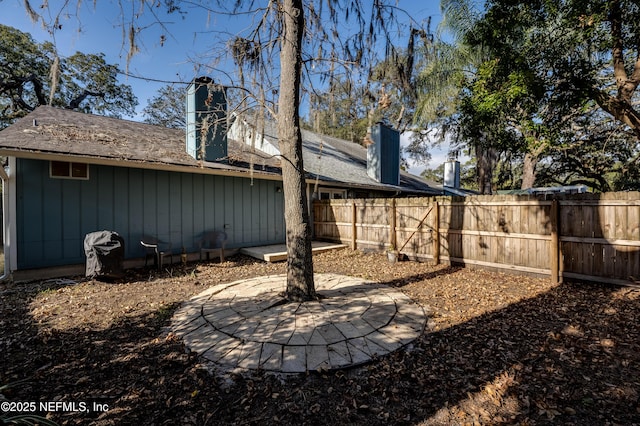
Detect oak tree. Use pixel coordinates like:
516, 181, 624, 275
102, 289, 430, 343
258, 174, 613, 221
0, 24, 137, 128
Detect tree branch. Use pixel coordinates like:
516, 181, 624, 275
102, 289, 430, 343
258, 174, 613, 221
591, 87, 640, 137
609, 0, 639, 102
67, 89, 106, 110
0, 74, 47, 110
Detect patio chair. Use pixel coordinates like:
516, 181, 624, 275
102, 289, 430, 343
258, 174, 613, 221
198, 230, 227, 263
140, 235, 173, 270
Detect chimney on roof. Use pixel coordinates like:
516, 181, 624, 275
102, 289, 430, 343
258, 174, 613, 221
366, 122, 400, 186
186, 77, 227, 162
443, 160, 461, 188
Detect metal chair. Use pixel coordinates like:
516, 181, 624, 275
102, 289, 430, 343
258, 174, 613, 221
198, 231, 227, 263
140, 235, 172, 269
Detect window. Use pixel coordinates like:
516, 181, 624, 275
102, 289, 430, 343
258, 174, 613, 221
319, 188, 347, 200
50, 161, 89, 179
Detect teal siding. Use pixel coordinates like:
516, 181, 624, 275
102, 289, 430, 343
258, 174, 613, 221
16, 158, 285, 269
127, 168, 144, 249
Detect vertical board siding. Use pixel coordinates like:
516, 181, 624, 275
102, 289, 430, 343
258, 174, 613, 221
223, 178, 236, 244
97, 166, 114, 230
127, 168, 144, 254
180, 173, 195, 249
61, 179, 82, 260
243, 182, 253, 243
168, 171, 182, 246
18, 160, 44, 264
313, 192, 640, 286
192, 174, 204, 237
16, 159, 285, 269
113, 170, 130, 247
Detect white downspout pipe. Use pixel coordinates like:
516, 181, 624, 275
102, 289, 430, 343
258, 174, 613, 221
0, 157, 15, 281
306, 182, 314, 239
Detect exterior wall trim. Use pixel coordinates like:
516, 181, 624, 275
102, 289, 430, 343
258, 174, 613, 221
0, 149, 283, 182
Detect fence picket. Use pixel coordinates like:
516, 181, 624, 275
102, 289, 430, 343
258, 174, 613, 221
313, 192, 640, 286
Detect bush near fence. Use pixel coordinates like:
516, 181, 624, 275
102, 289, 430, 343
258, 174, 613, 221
312, 192, 640, 286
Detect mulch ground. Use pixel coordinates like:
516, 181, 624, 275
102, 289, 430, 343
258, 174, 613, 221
1, 250, 639, 425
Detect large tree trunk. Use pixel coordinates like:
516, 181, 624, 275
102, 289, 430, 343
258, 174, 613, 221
521, 151, 540, 190
592, 0, 640, 137
476, 144, 496, 194
278, 0, 316, 301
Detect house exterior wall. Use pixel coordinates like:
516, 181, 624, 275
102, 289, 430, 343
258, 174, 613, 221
16, 158, 285, 269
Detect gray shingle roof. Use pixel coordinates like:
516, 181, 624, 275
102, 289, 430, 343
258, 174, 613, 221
0, 106, 281, 176
247, 119, 441, 195
0, 106, 440, 194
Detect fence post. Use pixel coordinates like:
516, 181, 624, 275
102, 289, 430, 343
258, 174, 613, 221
433, 200, 440, 265
550, 199, 560, 283
351, 201, 357, 250
390, 199, 397, 250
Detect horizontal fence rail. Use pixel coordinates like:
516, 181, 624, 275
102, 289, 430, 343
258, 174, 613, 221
312, 192, 640, 287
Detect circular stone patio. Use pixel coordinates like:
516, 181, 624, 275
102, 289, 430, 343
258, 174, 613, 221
168, 273, 427, 373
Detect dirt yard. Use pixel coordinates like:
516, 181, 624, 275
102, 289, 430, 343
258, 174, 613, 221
1, 250, 639, 425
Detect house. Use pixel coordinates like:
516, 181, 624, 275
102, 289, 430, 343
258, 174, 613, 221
228, 114, 441, 201
0, 78, 440, 279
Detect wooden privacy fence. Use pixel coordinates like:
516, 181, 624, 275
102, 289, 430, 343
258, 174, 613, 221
312, 192, 640, 286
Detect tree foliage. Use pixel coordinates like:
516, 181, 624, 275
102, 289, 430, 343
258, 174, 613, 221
304, 78, 370, 143
472, 0, 640, 191
0, 25, 137, 128
536, 106, 640, 191
416, 0, 640, 193
142, 84, 186, 129
303, 28, 435, 171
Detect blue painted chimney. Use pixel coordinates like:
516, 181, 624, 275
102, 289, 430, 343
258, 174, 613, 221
366, 122, 400, 186
186, 77, 227, 162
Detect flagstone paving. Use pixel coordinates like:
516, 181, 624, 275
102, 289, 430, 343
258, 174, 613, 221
168, 273, 427, 373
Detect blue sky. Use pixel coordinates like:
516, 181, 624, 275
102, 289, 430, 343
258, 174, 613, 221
1, 0, 452, 174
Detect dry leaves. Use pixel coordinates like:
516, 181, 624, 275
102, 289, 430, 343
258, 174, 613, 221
1, 250, 639, 425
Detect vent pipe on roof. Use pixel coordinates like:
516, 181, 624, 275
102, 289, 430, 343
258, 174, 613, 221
186, 77, 227, 162
366, 122, 400, 186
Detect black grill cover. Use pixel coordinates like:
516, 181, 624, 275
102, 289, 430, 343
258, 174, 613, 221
84, 231, 125, 279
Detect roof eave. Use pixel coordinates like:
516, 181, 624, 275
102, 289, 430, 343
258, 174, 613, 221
0, 149, 284, 181
305, 177, 441, 195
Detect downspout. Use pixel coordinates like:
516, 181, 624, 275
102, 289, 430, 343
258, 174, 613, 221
0, 158, 11, 281
306, 182, 315, 239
